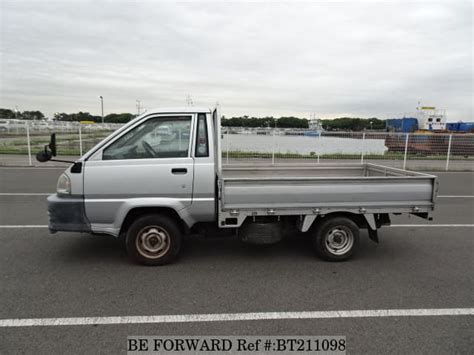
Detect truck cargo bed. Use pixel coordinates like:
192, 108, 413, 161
219, 164, 437, 224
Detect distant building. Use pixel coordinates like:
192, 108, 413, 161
390, 105, 447, 131
416, 106, 446, 130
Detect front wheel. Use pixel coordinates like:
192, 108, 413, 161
312, 217, 359, 261
126, 214, 182, 265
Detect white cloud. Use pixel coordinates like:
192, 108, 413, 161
1, 0, 472, 120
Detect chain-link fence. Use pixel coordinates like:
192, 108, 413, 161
0, 123, 121, 166
222, 130, 474, 171
1, 124, 473, 170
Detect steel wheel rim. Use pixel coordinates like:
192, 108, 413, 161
325, 226, 354, 255
136, 225, 171, 259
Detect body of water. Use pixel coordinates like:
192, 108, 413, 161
222, 134, 388, 155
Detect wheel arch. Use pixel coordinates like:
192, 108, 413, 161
312, 212, 368, 231
119, 207, 188, 238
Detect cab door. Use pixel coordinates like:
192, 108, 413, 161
83, 114, 195, 232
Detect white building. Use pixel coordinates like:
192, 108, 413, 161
416, 106, 447, 131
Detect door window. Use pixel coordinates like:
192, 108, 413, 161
103, 116, 192, 160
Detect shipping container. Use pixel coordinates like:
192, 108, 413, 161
446, 122, 474, 133
387, 117, 418, 133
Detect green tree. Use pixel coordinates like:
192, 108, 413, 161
21, 110, 45, 120
104, 113, 134, 123
277, 116, 308, 128
221, 115, 308, 128
321, 117, 386, 131
0, 108, 17, 119
54, 112, 73, 121
71, 112, 94, 122
54, 112, 96, 122
367, 117, 385, 130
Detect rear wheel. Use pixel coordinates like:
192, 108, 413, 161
126, 214, 182, 265
312, 216, 359, 261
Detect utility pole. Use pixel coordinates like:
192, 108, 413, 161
99, 96, 104, 123
186, 94, 193, 106
136, 99, 141, 115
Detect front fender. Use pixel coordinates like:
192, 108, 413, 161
115, 198, 192, 232
88, 198, 191, 236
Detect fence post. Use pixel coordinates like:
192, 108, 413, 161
271, 128, 275, 165
79, 125, 83, 156
26, 124, 32, 166
317, 131, 321, 164
226, 130, 229, 164
360, 132, 365, 164
403, 133, 409, 170
445, 134, 452, 171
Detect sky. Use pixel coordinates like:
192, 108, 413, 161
1, 0, 472, 120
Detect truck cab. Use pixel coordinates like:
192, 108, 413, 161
47, 107, 218, 264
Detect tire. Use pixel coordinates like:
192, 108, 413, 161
125, 214, 182, 266
312, 216, 359, 261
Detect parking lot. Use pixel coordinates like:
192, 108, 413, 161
0, 167, 473, 354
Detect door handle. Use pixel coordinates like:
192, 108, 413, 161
171, 168, 187, 174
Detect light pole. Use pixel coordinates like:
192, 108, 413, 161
136, 99, 141, 116
98, 96, 104, 123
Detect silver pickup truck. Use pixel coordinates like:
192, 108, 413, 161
38, 107, 438, 265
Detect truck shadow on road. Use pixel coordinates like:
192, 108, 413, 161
55, 230, 407, 266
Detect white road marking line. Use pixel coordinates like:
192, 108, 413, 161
438, 195, 474, 198
0, 225, 48, 228
0, 193, 51, 196
0, 224, 473, 229
1, 308, 472, 327
0, 193, 472, 197
390, 224, 474, 227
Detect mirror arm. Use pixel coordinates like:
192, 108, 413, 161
50, 158, 77, 163
41, 144, 74, 163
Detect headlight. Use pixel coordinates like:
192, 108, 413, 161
57, 173, 71, 194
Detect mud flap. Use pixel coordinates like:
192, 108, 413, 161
364, 214, 380, 243
368, 228, 379, 243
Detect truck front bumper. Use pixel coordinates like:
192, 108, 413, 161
47, 194, 91, 233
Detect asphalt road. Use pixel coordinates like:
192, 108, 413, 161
0, 168, 473, 354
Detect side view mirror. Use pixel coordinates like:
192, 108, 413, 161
36, 133, 75, 164
49, 133, 57, 156
36, 133, 60, 163
36, 133, 74, 163
36, 150, 52, 162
